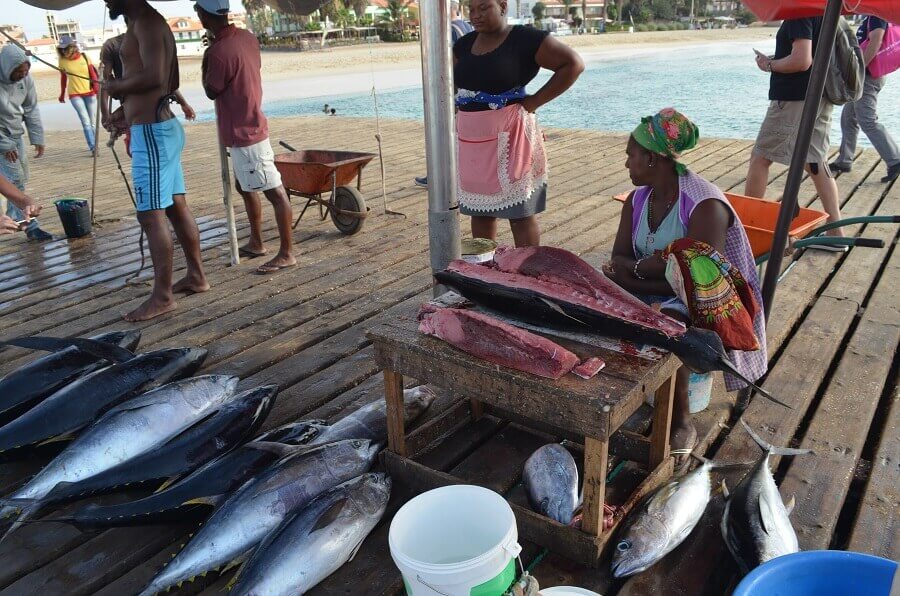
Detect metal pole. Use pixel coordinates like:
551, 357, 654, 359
215, 105, 240, 267
759, 0, 842, 323
419, 0, 461, 297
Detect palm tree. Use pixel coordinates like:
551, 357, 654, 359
532, 1, 546, 24
381, 0, 414, 38
561, 0, 574, 23
582, 0, 588, 32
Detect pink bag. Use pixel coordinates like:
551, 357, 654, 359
862, 21, 900, 78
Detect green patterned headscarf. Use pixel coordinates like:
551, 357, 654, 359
631, 108, 699, 176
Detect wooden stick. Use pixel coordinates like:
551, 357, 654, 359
582, 436, 609, 536
214, 104, 240, 266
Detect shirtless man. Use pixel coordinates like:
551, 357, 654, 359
104, 0, 209, 321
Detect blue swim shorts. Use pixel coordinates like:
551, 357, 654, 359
130, 118, 186, 212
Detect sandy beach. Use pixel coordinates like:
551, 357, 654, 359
31, 27, 776, 103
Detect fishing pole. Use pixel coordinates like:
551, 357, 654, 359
0, 28, 103, 87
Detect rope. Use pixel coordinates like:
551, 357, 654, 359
0, 28, 103, 86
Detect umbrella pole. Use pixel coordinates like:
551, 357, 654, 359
215, 105, 240, 267
759, 0, 843, 322
420, 0, 461, 297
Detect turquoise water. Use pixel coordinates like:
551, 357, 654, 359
200, 42, 899, 147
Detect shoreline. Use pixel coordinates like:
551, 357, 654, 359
35, 28, 777, 133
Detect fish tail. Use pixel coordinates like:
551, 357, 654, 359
0, 500, 41, 546
740, 420, 812, 457
717, 358, 793, 409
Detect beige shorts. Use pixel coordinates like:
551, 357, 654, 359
231, 139, 283, 193
753, 100, 833, 174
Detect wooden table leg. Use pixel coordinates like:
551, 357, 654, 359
582, 436, 609, 536
650, 372, 676, 469
384, 369, 407, 456
470, 398, 484, 421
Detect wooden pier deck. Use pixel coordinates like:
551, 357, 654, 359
0, 116, 896, 595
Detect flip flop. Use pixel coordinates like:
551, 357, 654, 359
256, 262, 297, 275
239, 247, 267, 259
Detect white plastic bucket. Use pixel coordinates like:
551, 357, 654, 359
687, 371, 713, 413
389, 485, 522, 596
461, 238, 497, 264
541, 588, 603, 596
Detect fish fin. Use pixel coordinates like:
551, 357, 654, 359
740, 420, 813, 457
0, 336, 135, 363
180, 496, 221, 507
154, 476, 180, 493
720, 480, 730, 499
717, 359, 793, 409
36, 433, 74, 447
784, 495, 796, 516
757, 487, 783, 536
243, 440, 304, 458
0, 500, 43, 546
537, 297, 587, 325
312, 498, 350, 532
646, 482, 679, 515
348, 536, 366, 562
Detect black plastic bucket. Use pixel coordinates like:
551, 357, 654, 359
54, 199, 92, 239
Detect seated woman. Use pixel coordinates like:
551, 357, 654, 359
603, 109, 767, 465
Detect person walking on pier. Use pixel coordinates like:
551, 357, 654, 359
196, 0, 296, 274
104, 0, 210, 321
830, 15, 900, 184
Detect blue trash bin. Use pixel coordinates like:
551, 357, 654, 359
733, 550, 897, 596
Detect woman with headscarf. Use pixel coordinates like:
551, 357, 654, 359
0, 44, 51, 241
603, 109, 767, 466
57, 37, 98, 153
455, 0, 583, 247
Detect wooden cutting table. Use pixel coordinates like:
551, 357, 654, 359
366, 300, 681, 566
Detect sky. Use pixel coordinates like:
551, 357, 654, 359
13, 1, 249, 38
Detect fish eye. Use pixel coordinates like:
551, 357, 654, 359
352, 440, 362, 447
617, 540, 631, 552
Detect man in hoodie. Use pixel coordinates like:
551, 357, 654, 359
0, 45, 52, 242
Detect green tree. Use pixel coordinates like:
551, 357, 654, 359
345, 0, 369, 22
651, 0, 676, 20
733, 7, 758, 24
379, 0, 414, 38
532, 1, 546, 23
561, 0, 574, 22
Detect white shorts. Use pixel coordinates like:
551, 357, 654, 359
230, 139, 283, 193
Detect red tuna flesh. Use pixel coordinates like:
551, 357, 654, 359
572, 357, 606, 379
418, 307, 580, 380
490, 246, 685, 337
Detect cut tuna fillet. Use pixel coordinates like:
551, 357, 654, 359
492, 246, 685, 337
572, 357, 606, 379
418, 307, 580, 380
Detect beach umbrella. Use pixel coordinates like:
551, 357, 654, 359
742, 0, 899, 24
743, 0, 894, 322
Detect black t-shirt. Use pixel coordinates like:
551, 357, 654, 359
769, 17, 823, 101
453, 25, 549, 111
857, 15, 888, 45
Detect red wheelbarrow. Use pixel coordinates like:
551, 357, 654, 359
274, 142, 376, 235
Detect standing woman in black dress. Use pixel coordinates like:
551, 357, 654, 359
455, 0, 583, 247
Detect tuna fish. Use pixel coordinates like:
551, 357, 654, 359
523, 444, 581, 525
612, 458, 737, 578
138, 439, 381, 596
0, 330, 142, 422
0, 375, 239, 539
435, 259, 790, 408
230, 473, 391, 596
50, 441, 312, 530
0, 347, 208, 457
38, 384, 277, 508
721, 420, 811, 574
306, 385, 436, 446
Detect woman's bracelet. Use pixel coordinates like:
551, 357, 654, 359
633, 258, 646, 280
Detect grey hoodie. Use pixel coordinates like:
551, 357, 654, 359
0, 45, 44, 153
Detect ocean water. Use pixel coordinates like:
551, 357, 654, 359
200, 40, 899, 148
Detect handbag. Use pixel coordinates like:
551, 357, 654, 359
83, 54, 100, 95
861, 21, 900, 78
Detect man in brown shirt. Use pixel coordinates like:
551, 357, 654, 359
197, 0, 296, 274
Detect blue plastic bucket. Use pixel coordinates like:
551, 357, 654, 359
733, 550, 898, 596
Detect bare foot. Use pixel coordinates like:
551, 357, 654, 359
124, 296, 177, 322
172, 274, 210, 294
671, 422, 698, 472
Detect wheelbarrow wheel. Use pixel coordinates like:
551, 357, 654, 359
331, 185, 367, 235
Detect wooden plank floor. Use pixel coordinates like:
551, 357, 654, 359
0, 117, 896, 595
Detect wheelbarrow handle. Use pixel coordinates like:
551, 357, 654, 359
279, 141, 298, 152
792, 236, 884, 249
849, 237, 885, 249
807, 215, 900, 236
